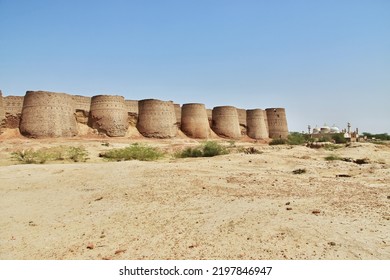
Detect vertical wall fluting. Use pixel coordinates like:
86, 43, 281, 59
246, 109, 269, 139
20, 91, 77, 137
89, 95, 128, 137
137, 99, 177, 138
211, 106, 241, 139
181, 103, 210, 139
265, 108, 289, 139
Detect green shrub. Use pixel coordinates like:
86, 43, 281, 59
178, 147, 203, 158
269, 138, 287, 145
331, 133, 347, 144
318, 135, 333, 142
240, 147, 263, 154
176, 141, 229, 158
100, 143, 164, 161
287, 132, 306, 145
203, 141, 228, 157
323, 144, 342, 151
11, 149, 49, 164
12, 146, 88, 164
324, 155, 342, 161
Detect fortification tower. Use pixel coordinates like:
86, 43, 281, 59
236, 108, 247, 135
20, 91, 77, 137
211, 106, 241, 139
181, 103, 210, 139
137, 99, 177, 138
246, 109, 269, 139
89, 95, 128, 137
265, 108, 288, 139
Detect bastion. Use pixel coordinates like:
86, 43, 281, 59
181, 103, 210, 139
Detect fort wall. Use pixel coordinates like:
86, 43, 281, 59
211, 106, 241, 139
181, 103, 210, 139
137, 99, 177, 138
20, 91, 78, 137
237, 108, 247, 135
266, 108, 289, 139
0, 91, 5, 127
174, 103, 181, 126
246, 109, 269, 139
89, 95, 128, 137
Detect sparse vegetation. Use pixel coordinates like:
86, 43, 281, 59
269, 138, 288, 145
363, 132, 390, 141
324, 155, 342, 161
100, 143, 164, 161
287, 132, 307, 145
241, 147, 263, 154
176, 141, 229, 158
323, 144, 342, 151
331, 133, 347, 144
293, 168, 306, 174
12, 146, 89, 164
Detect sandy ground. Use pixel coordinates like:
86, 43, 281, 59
0, 130, 389, 260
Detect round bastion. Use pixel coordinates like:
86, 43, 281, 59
211, 106, 241, 139
89, 95, 128, 137
20, 91, 78, 138
265, 108, 289, 139
246, 109, 269, 139
181, 103, 210, 139
137, 99, 178, 138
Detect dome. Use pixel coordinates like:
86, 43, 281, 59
320, 124, 330, 134
312, 126, 320, 134
330, 125, 340, 133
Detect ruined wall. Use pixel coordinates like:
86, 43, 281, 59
246, 109, 269, 139
236, 108, 247, 135
125, 100, 138, 114
174, 103, 181, 126
3, 95, 24, 115
89, 95, 128, 137
125, 100, 139, 127
266, 108, 289, 139
181, 103, 210, 139
20, 91, 78, 137
72, 95, 91, 112
71, 95, 91, 124
211, 106, 241, 139
137, 99, 177, 138
206, 109, 212, 126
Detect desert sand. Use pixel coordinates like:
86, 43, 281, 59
0, 130, 389, 260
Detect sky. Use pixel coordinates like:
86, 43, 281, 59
0, 0, 389, 133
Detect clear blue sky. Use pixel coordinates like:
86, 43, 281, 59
1, 0, 389, 133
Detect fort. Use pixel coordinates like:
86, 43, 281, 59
0, 90, 289, 139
